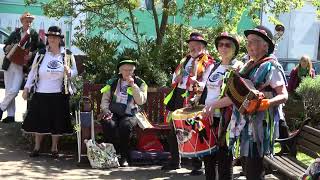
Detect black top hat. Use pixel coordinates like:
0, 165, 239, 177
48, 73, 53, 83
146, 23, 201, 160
45, 26, 64, 38
244, 25, 274, 54
185, 32, 207, 46
215, 32, 240, 56
117, 59, 138, 69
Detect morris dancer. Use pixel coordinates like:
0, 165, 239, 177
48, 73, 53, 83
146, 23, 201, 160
1, 12, 43, 123
163, 32, 214, 175
22, 26, 78, 158
204, 26, 288, 180
201, 32, 243, 180
100, 59, 148, 167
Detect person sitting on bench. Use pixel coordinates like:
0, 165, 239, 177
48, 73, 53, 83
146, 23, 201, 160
100, 59, 148, 167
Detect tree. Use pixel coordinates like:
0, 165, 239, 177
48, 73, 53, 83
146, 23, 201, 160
25, 0, 319, 50
24, 0, 320, 86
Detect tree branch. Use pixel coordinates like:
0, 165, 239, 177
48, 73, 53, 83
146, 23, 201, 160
157, 0, 170, 45
151, 0, 160, 44
127, 3, 141, 54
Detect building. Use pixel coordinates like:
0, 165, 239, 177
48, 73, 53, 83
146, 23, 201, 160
262, 1, 320, 60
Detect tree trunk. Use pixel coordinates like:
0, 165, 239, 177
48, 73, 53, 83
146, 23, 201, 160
151, 0, 170, 46
157, 0, 170, 46
128, 3, 141, 54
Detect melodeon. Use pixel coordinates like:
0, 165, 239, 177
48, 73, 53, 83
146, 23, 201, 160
6, 44, 29, 66
225, 70, 260, 114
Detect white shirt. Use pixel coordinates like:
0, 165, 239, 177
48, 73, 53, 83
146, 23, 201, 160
172, 57, 214, 91
115, 80, 129, 104
205, 64, 228, 106
25, 47, 78, 93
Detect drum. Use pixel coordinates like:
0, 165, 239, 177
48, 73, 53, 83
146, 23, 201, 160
6, 44, 29, 66
172, 105, 218, 158
225, 70, 260, 114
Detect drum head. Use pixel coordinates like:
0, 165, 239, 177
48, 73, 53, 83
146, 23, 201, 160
172, 105, 204, 120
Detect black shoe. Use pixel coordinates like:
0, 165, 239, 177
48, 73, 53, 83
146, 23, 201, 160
190, 169, 203, 176
2, 116, 15, 123
29, 150, 40, 157
51, 151, 59, 158
0, 109, 3, 120
161, 163, 181, 170
119, 158, 128, 167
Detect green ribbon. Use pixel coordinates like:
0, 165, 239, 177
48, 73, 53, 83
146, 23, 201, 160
181, 91, 189, 98
100, 84, 111, 93
164, 88, 175, 105
127, 87, 133, 95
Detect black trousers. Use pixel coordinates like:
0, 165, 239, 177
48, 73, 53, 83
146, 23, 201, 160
101, 115, 137, 160
166, 87, 202, 169
167, 120, 202, 169
279, 119, 290, 151
203, 146, 233, 180
241, 143, 265, 180
242, 156, 265, 180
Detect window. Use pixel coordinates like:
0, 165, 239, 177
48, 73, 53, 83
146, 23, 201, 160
286, 62, 297, 73
0, 30, 9, 44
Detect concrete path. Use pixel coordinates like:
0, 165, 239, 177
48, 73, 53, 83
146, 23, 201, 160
0, 89, 279, 179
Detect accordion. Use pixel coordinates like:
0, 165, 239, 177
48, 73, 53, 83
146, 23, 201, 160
6, 44, 29, 66
225, 70, 260, 114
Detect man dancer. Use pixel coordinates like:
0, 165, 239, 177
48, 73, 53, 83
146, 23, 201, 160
1, 12, 43, 123
163, 32, 214, 175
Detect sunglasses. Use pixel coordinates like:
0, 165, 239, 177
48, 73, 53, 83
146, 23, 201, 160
218, 42, 232, 48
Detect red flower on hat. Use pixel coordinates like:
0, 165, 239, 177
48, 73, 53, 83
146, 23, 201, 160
221, 32, 229, 36
191, 36, 204, 41
254, 28, 267, 35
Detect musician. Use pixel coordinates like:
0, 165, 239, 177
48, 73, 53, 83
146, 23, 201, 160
100, 59, 148, 167
21, 26, 78, 158
162, 32, 214, 175
201, 32, 243, 180
0, 12, 43, 123
203, 26, 288, 180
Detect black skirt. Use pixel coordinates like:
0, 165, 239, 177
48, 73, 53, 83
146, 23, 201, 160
22, 93, 73, 135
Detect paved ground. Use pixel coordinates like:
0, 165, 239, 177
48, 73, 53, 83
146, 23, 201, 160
0, 89, 280, 179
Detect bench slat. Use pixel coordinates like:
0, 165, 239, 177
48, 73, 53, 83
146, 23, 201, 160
297, 145, 320, 160
297, 137, 320, 155
299, 131, 320, 147
264, 156, 302, 179
302, 126, 320, 138
283, 156, 308, 171
274, 156, 305, 176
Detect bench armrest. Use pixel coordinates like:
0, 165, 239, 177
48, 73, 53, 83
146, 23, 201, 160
275, 118, 311, 143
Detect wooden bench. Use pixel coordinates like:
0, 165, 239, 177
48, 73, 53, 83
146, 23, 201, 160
80, 83, 171, 150
264, 119, 320, 179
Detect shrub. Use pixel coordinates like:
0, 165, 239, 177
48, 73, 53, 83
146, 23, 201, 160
296, 76, 320, 127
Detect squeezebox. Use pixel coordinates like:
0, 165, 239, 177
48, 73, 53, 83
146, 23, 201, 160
6, 44, 29, 66
5, 31, 31, 66
225, 70, 260, 114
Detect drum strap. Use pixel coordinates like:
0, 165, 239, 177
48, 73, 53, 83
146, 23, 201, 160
164, 55, 191, 105
198, 62, 221, 104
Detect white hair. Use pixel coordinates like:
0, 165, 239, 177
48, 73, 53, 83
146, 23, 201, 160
119, 64, 136, 71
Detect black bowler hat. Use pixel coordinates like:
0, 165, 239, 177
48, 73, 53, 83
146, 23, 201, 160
244, 25, 274, 54
45, 26, 64, 38
186, 32, 207, 46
